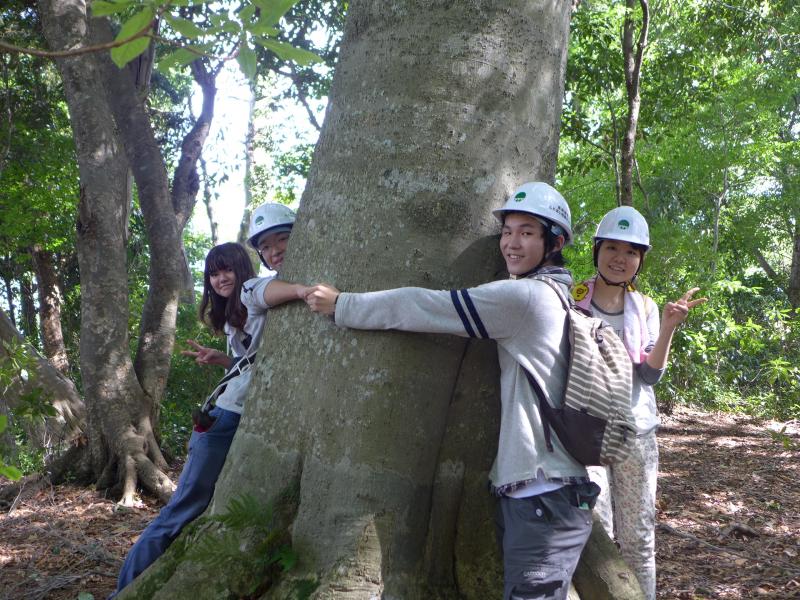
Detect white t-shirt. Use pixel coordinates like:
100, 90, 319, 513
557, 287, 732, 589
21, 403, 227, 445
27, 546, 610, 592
214, 276, 275, 414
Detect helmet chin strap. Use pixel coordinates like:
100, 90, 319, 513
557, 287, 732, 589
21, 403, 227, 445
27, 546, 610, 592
597, 270, 628, 287
597, 270, 639, 292
516, 250, 555, 279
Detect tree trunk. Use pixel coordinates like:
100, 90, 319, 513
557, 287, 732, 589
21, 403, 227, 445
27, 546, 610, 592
37, 0, 216, 503
620, 0, 649, 207
0, 307, 85, 455
38, 0, 174, 505
30, 245, 70, 375
789, 220, 800, 309
19, 271, 37, 342
239, 85, 262, 269
125, 1, 582, 597
200, 157, 219, 246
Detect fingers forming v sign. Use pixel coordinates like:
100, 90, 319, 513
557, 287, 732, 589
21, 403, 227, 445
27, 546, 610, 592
681, 287, 708, 310
663, 287, 708, 330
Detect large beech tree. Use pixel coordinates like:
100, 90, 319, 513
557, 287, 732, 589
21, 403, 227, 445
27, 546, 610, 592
122, 2, 642, 598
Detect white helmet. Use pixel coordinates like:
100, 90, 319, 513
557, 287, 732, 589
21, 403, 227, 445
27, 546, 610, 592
492, 182, 573, 244
593, 206, 650, 250
247, 202, 296, 249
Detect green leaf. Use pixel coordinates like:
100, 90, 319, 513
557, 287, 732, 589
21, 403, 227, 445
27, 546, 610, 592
91, 1, 134, 17
237, 43, 257, 80
158, 47, 201, 70
251, 0, 299, 28
239, 4, 257, 23
110, 37, 151, 68
253, 38, 321, 66
0, 465, 22, 481
221, 21, 240, 34
115, 6, 155, 43
165, 15, 205, 39
247, 22, 278, 37
110, 7, 154, 67
0, 414, 6, 433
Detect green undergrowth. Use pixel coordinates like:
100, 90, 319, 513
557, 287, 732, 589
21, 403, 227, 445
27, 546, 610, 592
121, 485, 301, 599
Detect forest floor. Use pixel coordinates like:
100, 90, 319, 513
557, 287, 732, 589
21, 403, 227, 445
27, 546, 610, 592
0, 405, 798, 600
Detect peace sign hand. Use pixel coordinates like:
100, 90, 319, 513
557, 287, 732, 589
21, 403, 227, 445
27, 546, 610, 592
181, 339, 232, 368
662, 287, 707, 331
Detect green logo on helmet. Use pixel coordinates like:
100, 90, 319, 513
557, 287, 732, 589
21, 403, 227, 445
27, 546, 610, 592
617, 219, 630, 230
514, 192, 526, 202
255, 216, 264, 225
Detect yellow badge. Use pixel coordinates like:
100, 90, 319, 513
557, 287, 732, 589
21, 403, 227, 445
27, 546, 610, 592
572, 283, 589, 301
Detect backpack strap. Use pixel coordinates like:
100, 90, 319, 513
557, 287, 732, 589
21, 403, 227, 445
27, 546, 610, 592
523, 275, 573, 454
530, 275, 571, 311
200, 351, 257, 413
522, 368, 556, 453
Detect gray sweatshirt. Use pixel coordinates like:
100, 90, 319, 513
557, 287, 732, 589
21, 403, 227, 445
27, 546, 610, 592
334, 271, 589, 492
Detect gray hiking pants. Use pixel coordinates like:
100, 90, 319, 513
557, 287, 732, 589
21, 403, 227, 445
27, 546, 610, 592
495, 482, 600, 600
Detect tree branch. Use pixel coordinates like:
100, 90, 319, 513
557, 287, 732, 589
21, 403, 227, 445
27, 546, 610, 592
0, 24, 155, 59
752, 247, 780, 283
277, 66, 322, 132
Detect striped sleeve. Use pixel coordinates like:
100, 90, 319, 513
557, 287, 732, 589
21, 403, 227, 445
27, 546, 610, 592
334, 280, 529, 340
450, 289, 490, 338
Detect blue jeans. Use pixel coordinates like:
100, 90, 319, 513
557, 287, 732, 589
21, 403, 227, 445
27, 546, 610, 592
111, 407, 240, 597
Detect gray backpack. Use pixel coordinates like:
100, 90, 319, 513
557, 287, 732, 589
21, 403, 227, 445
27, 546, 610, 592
524, 276, 636, 466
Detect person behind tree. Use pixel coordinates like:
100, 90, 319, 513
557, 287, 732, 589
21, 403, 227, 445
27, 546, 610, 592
304, 182, 601, 600
111, 203, 309, 597
572, 206, 706, 600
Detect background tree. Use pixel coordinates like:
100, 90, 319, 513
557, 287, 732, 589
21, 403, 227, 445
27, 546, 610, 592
561, 0, 800, 418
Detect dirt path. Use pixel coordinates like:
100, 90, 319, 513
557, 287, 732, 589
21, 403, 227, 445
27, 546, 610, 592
655, 407, 799, 598
1, 405, 798, 599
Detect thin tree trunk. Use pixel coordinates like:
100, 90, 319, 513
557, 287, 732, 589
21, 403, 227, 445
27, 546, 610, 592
1, 257, 16, 326
620, 0, 649, 207
19, 272, 37, 341
789, 221, 800, 309
711, 166, 728, 277
238, 84, 258, 248
608, 97, 622, 205
753, 247, 781, 283
30, 246, 70, 375
199, 157, 219, 246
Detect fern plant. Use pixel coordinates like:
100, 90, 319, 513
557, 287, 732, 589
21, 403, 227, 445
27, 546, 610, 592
185, 493, 298, 598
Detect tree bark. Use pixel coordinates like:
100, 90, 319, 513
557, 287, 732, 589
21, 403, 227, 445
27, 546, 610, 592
19, 271, 37, 342
789, 221, 800, 309
1, 255, 17, 327
620, 0, 649, 207
200, 157, 219, 246
30, 245, 70, 375
125, 1, 581, 597
91, 19, 186, 420
0, 307, 85, 455
573, 518, 646, 599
